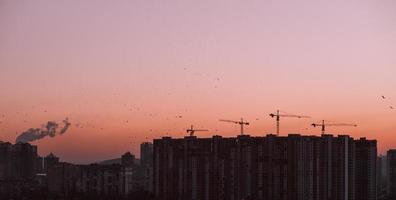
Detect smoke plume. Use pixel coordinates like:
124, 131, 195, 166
15, 118, 71, 143
60, 118, 71, 134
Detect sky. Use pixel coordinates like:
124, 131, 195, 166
0, 0, 395, 164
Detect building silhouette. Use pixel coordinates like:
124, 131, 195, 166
387, 149, 396, 199
355, 138, 377, 200
376, 155, 387, 199
140, 142, 153, 191
47, 162, 80, 197
0, 141, 39, 180
45, 150, 153, 198
141, 142, 153, 167
0, 141, 42, 198
153, 134, 377, 200
43, 152, 60, 173
121, 152, 136, 167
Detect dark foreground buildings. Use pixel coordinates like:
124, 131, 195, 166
0, 141, 44, 198
387, 149, 396, 199
0, 141, 39, 180
0, 135, 385, 200
153, 134, 377, 200
45, 150, 154, 199
0, 141, 154, 200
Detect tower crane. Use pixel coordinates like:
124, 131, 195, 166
186, 125, 208, 137
219, 118, 249, 135
269, 110, 310, 135
311, 120, 357, 134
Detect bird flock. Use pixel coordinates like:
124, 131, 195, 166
381, 95, 394, 110
0, 84, 394, 146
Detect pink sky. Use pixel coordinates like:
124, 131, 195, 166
0, 0, 395, 163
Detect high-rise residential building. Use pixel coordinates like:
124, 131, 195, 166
387, 149, 396, 199
0, 141, 39, 180
377, 155, 387, 199
153, 134, 377, 200
0, 142, 41, 197
140, 142, 153, 167
140, 142, 154, 192
331, 135, 356, 200
355, 138, 377, 200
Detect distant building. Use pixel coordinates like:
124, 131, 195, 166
47, 162, 80, 197
121, 152, 135, 167
387, 149, 396, 199
140, 142, 153, 192
153, 134, 377, 200
44, 152, 60, 173
47, 155, 148, 198
140, 142, 153, 167
47, 163, 134, 197
80, 164, 124, 196
377, 155, 387, 199
0, 141, 39, 180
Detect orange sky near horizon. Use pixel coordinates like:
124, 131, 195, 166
0, 0, 395, 164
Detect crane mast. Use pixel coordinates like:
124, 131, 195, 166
269, 110, 310, 135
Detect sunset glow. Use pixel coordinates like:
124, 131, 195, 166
1, 0, 395, 163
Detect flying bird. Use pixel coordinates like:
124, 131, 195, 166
382, 95, 386, 99
390, 106, 394, 109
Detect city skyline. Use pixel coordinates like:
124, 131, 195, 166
1, 0, 396, 164
1, 133, 388, 200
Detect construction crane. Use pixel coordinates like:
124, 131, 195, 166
219, 118, 249, 135
269, 110, 310, 135
186, 125, 208, 137
311, 120, 357, 134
